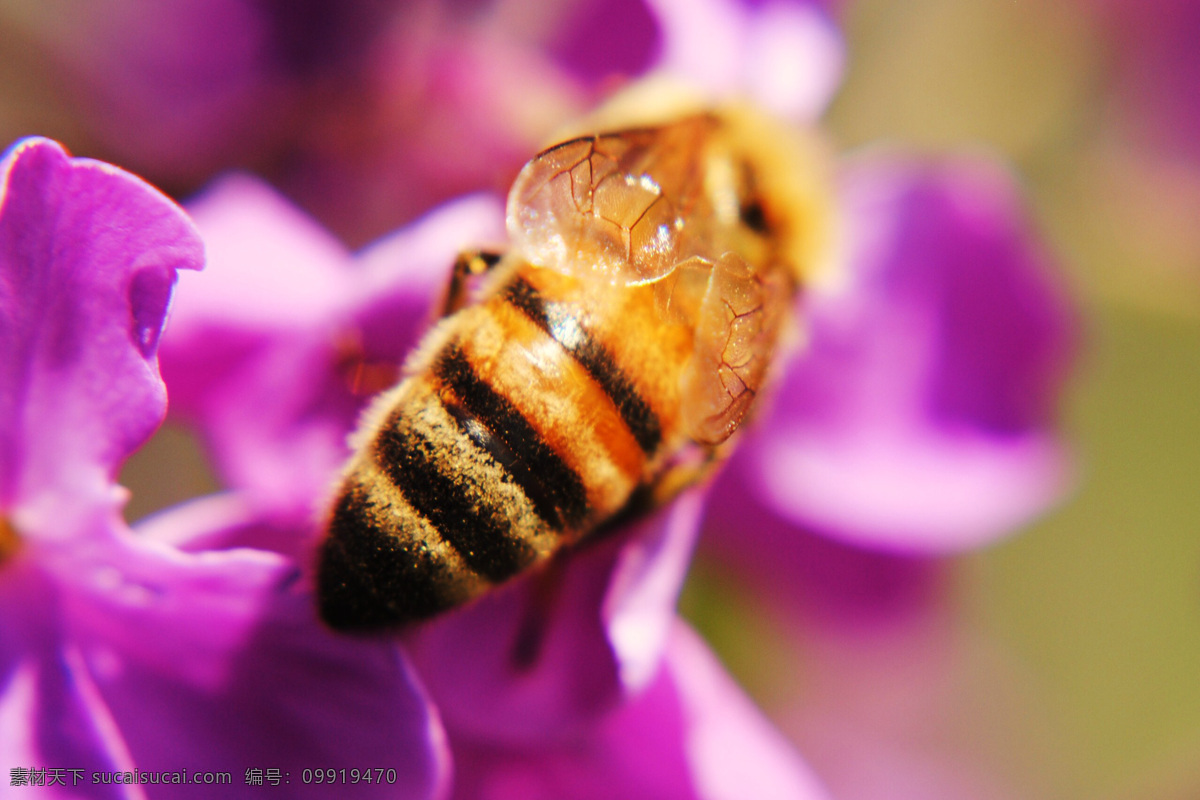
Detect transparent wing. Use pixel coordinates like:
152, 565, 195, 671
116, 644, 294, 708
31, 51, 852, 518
678, 252, 791, 445
506, 115, 722, 284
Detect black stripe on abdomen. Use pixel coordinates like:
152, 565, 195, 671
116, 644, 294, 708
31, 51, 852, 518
374, 415, 534, 583
435, 345, 589, 529
441, 395, 580, 532
503, 277, 662, 455
318, 485, 464, 628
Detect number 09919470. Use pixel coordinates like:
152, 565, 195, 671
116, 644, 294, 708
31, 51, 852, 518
301, 768, 398, 785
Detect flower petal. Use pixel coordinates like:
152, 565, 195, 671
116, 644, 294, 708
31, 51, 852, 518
162, 179, 505, 513
174, 175, 352, 329
547, 0, 661, 83
702, 462, 939, 624
351, 193, 508, 368
3, 0, 395, 185
713, 152, 1076, 554
756, 426, 1069, 551
0, 562, 135, 799
407, 493, 704, 745
161, 176, 357, 509
449, 621, 829, 800
602, 489, 706, 692
666, 622, 830, 800
0, 138, 203, 529
62, 499, 449, 799
646, 0, 844, 120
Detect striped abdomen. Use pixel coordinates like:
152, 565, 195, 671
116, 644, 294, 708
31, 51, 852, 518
317, 266, 691, 630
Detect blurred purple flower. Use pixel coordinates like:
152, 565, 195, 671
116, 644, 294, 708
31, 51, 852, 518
1, 0, 1078, 794
701, 152, 1075, 619
1094, 0, 1200, 163
160, 175, 501, 519
0, 0, 396, 185
0, 139, 446, 799
535, 0, 1081, 629
153, 0, 1069, 791
0, 0, 615, 242
159, 174, 829, 797
449, 621, 828, 800
646, 0, 843, 121
284, 0, 843, 242
0, 0, 844, 246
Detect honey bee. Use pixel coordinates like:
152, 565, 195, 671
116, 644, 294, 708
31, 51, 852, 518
317, 100, 827, 630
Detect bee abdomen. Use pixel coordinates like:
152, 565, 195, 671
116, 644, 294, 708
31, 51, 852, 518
373, 415, 539, 582
434, 344, 589, 531
502, 276, 662, 455
319, 340, 597, 628
318, 477, 484, 628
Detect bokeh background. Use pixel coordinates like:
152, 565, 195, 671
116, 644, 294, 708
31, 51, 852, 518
701, 2, 1200, 797
3, 0, 1197, 797
689, 2, 1200, 797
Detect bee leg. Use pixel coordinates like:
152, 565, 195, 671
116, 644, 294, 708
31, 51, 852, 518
645, 444, 728, 507
510, 553, 568, 671
441, 250, 506, 317
586, 442, 727, 545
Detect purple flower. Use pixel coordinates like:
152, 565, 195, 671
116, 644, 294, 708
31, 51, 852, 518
0, 0, 396, 185
0, 0, 634, 243
0, 0, 845, 246
592, 0, 1076, 629
701, 152, 1075, 620
0, 139, 446, 799
646, 0, 844, 121
159, 174, 829, 796
1095, 0, 1200, 164
147, 0, 1072, 792
728, 155, 1073, 541
160, 175, 501, 518
448, 620, 828, 800
1, 0, 1079, 795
